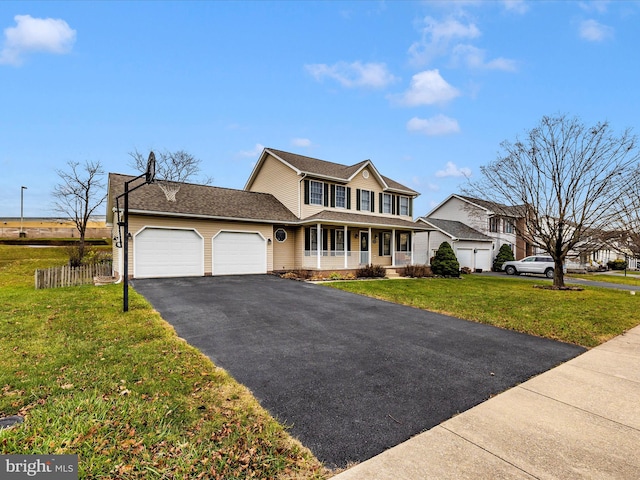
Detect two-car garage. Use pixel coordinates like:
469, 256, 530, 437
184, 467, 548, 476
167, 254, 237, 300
133, 227, 267, 278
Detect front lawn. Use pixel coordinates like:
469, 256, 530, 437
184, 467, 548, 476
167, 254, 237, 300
327, 276, 639, 348
0, 246, 327, 479
568, 272, 640, 287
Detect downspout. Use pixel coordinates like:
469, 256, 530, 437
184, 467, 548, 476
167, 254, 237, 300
298, 173, 307, 219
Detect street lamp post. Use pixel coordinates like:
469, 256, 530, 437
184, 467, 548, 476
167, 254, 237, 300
20, 186, 27, 237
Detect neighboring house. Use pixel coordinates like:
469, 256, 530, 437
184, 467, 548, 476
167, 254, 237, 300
422, 194, 533, 263
106, 148, 427, 279
414, 218, 494, 271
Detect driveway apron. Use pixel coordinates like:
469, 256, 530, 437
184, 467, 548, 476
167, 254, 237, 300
133, 275, 585, 468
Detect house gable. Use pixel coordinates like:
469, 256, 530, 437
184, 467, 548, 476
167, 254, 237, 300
246, 147, 419, 222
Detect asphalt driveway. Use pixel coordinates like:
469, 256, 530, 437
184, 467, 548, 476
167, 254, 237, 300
133, 275, 585, 468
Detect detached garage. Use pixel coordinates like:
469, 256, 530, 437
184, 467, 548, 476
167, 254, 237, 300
213, 231, 267, 275
134, 227, 204, 278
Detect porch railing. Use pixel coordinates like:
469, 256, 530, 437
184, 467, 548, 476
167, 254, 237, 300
302, 250, 413, 268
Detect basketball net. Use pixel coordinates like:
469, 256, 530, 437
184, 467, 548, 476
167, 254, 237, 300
157, 181, 180, 202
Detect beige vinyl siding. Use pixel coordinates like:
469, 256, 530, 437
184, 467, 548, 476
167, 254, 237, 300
301, 171, 416, 221
247, 154, 300, 216
272, 226, 297, 271
121, 215, 273, 277
430, 197, 486, 232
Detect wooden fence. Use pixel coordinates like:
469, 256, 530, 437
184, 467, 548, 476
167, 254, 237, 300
35, 262, 113, 289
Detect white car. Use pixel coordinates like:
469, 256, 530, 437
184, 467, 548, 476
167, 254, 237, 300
502, 255, 557, 278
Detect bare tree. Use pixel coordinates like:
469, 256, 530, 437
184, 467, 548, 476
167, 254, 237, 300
52, 160, 107, 265
129, 149, 212, 184
464, 114, 639, 287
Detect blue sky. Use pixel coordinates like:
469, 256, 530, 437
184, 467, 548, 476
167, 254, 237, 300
1, 0, 639, 218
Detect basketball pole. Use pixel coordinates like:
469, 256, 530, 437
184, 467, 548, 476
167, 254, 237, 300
116, 152, 156, 312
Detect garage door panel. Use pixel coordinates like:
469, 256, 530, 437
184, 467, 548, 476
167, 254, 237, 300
213, 232, 266, 275
135, 228, 203, 278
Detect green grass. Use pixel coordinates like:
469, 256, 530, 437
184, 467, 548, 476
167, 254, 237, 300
0, 246, 327, 479
327, 276, 640, 348
568, 272, 640, 287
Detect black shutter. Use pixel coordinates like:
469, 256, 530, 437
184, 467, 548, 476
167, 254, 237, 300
330, 229, 335, 253
409, 198, 413, 217
331, 185, 336, 208
396, 196, 400, 216
304, 180, 310, 205
379, 193, 383, 213
322, 228, 328, 253
347, 231, 351, 251
396, 233, 400, 251
356, 189, 361, 211
347, 187, 351, 209
324, 183, 329, 207
304, 227, 310, 250
392, 195, 396, 215
378, 234, 383, 256
370, 191, 375, 213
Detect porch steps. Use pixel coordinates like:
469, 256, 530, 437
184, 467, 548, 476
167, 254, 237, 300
385, 268, 401, 279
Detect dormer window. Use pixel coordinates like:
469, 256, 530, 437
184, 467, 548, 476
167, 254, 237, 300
309, 180, 323, 205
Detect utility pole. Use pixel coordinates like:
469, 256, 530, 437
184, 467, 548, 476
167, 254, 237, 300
20, 186, 27, 237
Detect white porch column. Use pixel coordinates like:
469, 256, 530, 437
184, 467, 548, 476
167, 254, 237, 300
344, 225, 348, 269
391, 229, 396, 267
368, 227, 372, 265
411, 231, 415, 266
316, 223, 321, 269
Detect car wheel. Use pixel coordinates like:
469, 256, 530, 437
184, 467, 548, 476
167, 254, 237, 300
545, 268, 554, 278
505, 266, 516, 275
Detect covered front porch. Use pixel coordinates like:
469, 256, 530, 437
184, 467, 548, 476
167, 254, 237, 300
301, 223, 416, 270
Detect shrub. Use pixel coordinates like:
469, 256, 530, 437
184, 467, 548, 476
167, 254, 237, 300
431, 242, 460, 277
607, 259, 628, 270
328, 272, 342, 280
356, 264, 386, 278
493, 243, 515, 271
402, 264, 433, 278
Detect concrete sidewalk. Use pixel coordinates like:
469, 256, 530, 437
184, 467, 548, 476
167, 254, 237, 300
332, 325, 640, 479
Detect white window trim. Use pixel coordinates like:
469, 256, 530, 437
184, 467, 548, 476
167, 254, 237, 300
310, 180, 323, 206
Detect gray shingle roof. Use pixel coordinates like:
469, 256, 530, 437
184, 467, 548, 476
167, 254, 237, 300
107, 174, 300, 224
267, 148, 418, 195
302, 210, 428, 230
421, 218, 492, 241
457, 195, 526, 218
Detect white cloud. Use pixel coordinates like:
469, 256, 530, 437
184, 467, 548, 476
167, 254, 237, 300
435, 161, 471, 178
452, 44, 517, 71
391, 70, 460, 106
579, 19, 613, 42
305, 61, 398, 89
502, 0, 529, 14
291, 138, 311, 147
239, 143, 265, 158
0, 14, 76, 66
407, 115, 460, 136
579, 1, 610, 13
409, 16, 481, 65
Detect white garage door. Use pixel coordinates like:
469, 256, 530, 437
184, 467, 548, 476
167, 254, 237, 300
213, 232, 266, 275
135, 228, 203, 278
456, 248, 473, 269
476, 249, 492, 272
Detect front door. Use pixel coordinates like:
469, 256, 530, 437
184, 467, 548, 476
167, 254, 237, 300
360, 231, 369, 265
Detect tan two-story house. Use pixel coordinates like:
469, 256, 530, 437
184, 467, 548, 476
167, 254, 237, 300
107, 148, 427, 278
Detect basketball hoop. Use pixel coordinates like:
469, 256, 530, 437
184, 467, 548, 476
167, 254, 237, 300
157, 180, 180, 202
146, 151, 156, 184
